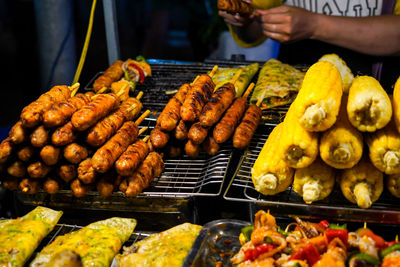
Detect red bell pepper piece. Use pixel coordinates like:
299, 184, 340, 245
325, 228, 348, 248
290, 243, 321, 266
319, 220, 330, 229
244, 243, 275, 261
128, 63, 145, 83
382, 240, 398, 249
356, 228, 386, 249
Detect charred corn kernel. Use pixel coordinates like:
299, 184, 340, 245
296, 61, 343, 132
366, 117, 400, 175
347, 76, 392, 132
392, 76, 400, 133
340, 157, 383, 209
293, 157, 335, 204
251, 123, 294, 195
280, 103, 319, 168
318, 53, 354, 93
320, 95, 363, 169
387, 173, 400, 198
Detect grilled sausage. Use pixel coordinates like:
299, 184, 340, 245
125, 152, 164, 197
93, 60, 124, 92
71, 93, 120, 131
199, 83, 236, 127
2, 177, 19, 190
7, 161, 26, 178
115, 139, 150, 176
91, 121, 139, 173
165, 144, 182, 158
0, 138, 14, 164
70, 178, 93, 198
20, 85, 71, 128
96, 171, 121, 197
150, 125, 170, 149
40, 145, 61, 165
77, 158, 97, 184
202, 135, 220, 156
185, 139, 201, 158
57, 164, 77, 183
52, 122, 77, 146
63, 143, 89, 164
174, 83, 191, 103
180, 74, 215, 121
43, 177, 61, 194
19, 178, 41, 194
213, 97, 247, 143
43, 93, 92, 128
188, 122, 209, 145
174, 119, 189, 141
17, 146, 36, 162
27, 161, 52, 178
9, 121, 29, 144
30, 125, 50, 147
232, 105, 262, 149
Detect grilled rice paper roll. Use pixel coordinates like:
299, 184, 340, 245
30, 217, 137, 267
0, 206, 62, 267
115, 223, 201, 267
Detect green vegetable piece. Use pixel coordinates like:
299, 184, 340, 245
292, 263, 301, 267
136, 55, 146, 63
277, 226, 288, 237
263, 236, 273, 244
328, 223, 347, 229
241, 225, 254, 242
380, 243, 400, 258
349, 252, 380, 265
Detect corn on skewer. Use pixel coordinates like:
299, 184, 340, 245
387, 173, 400, 198
318, 53, 354, 93
392, 76, 400, 134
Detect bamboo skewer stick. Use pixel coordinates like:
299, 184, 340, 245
242, 82, 255, 100
135, 110, 151, 126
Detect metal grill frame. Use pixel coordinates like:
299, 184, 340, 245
224, 123, 400, 224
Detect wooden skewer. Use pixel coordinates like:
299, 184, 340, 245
242, 82, 255, 100
191, 75, 200, 85
136, 91, 144, 100
396, 234, 398, 242
97, 86, 108, 94
135, 110, 151, 126
256, 88, 267, 107
143, 135, 150, 142
209, 65, 219, 78
363, 222, 367, 229
138, 127, 148, 136
231, 69, 243, 85
69, 83, 80, 97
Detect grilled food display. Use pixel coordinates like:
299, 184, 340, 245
0, 206, 62, 267
30, 217, 137, 267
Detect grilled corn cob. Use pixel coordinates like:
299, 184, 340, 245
280, 101, 319, 168
340, 157, 383, 209
347, 76, 392, 132
293, 157, 335, 204
296, 61, 343, 132
318, 53, 354, 93
387, 173, 400, 198
366, 117, 400, 175
320, 95, 363, 169
251, 123, 294, 195
392, 76, 400, 133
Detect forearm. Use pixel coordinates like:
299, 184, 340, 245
313, 15, 400, 56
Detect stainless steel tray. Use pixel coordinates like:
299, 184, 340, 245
224, 123, 400, 224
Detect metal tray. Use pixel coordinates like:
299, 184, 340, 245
224, 123, 400, 224
183, 219, 250, 267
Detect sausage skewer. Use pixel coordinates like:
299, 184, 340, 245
40, 145, 61, 166
96, 170, 122, 197
188, 122, 209, 145
77, 158, 96, 184
0, 138, 14, 164
9, 121, 29, 144
70, 178, 94, 198
150, 125, 170, 149
2, 177, 19, 191
185, 139, 201, 158
174, 119, 189, 141
93, 60, 124, 92
17, 146, 35, 162
63, 143, 89, 164
43, 177, 62, 194
27, 161, 52, 179
115, 136, 150, 176
30, 125, 50, 147
57, 164, 77, 183
232, 88, 264, 149
51, 122, 78, 146
7, 161, 26, 178
202, 135, 220, 156
213, 83, 255, 144
19, 178, 41, 194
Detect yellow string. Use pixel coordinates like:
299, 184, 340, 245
73, 0, 97, 84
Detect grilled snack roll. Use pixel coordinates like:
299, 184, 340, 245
71, 93, 120, 131
293, 157, 335, 204
199, 82, 236, 127
340, 157, 383, 209
115, 139, 150, 176
40, 145, 61, 166
280, 102, 319, 168
57, 164, 77, 183
43, 93, 91, 128
19, 178, 41, 194
180, 74, 215, 122
217, 0, 253, 15
91, 121, 139, 173
17, 146, 35, 162
93, 59, 124, 92
27, 161, 52, 179
63, 143, 89, 164
188, 122, 209, 145
125, 152, 164, 197
185, 139, 201, 158
51, 122, 77, 146
7, 161, 26, 178
347, 76, 392, 132
387, 173, 400, 198
150, 125, 170, 149
0, 137, 14, 164
77, 158, 97, 184
70, 178, 93, 197
30, 125, 50, 147
366, 118, 400, 175
9, 121, 28, 144
213, 97, 247, 143
296, 61, 343, 132
251, 123, 294, 195
320, 96, 363, 169
86, 97, 143, 147
20, 85, 71, 128
392, 76, 400, 133
233, 104, 262, 149
318, 53, 354, 93
45, 250, 82, 267
174, 119, 189, 141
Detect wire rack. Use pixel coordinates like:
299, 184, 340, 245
224, 123, 400, 224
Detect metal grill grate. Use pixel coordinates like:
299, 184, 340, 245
224, 124, 400, 224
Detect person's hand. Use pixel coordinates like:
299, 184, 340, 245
218, 10, 255, 27
254, 5, 318, 43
